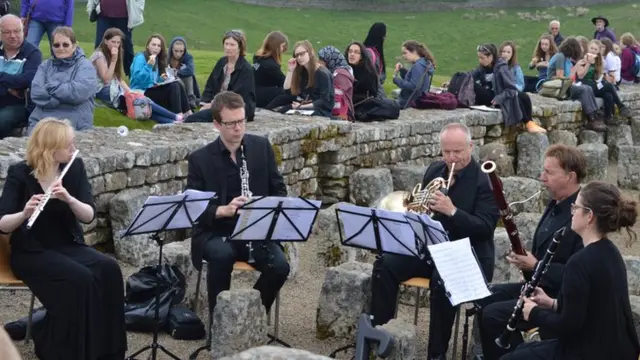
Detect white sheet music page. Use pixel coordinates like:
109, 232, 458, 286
428, 238, 491, 306
167, 189, 216, 229
231, 202, 273, 241
337, 203, 377, 250
272, 197, 321, 240
374, 209, 418, 257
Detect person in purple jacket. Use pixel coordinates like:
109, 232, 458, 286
20, 0, 73, 53
592, 15, 616, 43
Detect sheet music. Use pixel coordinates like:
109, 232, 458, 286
337, 204, 377, 250
273, 197, 321, 240
404, 213, 449, 246
168, 189, 216, 229
286, 109, 314, 116
470, 105, 500, 112
428, 238, 491, 306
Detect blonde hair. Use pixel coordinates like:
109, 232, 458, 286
26, 118, 74, 182
620, 33, 638, 48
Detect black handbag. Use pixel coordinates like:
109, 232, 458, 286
89, 9, 98, 22
165, 306, 205, 340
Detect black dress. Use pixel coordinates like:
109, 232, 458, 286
0, 159, 127, 360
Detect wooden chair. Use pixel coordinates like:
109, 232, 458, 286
0, 234, 36, 344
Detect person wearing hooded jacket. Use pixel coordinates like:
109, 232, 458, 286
168, 36, 200, 110
28, 27, 97, 133
318, 45, 354, 120
472, 43, 546, 134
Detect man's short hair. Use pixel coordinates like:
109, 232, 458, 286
545, 144, 587, 183
549, 20, 560, 27
0, 14, 23, 31
439, 122, 472, 144
211, 91, 245, 123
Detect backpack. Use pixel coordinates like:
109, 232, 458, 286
446, 72, 475, 107
124, 91, 152, 120
332, 69, 355, 120
414, 92, 458, 110
366, 47, 383, 76
631, 48, 640, 78
0, 0, 10, 16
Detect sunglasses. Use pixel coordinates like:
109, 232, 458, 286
476, 45, 490, 53
53, 42, 72, 49
224, 30, 244, 38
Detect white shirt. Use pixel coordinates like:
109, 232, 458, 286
604, 52, 621, 83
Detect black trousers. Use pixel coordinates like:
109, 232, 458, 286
184, 108, 213, 123
10, 242, 127, 360
144, 82, 190, 114
479, 282, 538, 360
499, 339, 557, 360
202, 236, 290, 314
587, 81, 625, 118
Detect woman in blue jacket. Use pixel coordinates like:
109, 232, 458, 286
129, 34, 191, 116
393, 40, 435, 109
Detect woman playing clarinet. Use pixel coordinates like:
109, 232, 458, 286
0, 118, 127, 360
502, 181, 640, 360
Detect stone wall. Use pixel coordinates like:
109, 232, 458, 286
0, 87, 639, 260
231, 0, 628, 12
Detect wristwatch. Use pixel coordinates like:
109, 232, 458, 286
450, 208, 457, 217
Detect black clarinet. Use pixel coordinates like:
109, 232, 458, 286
495, 226, 566, 349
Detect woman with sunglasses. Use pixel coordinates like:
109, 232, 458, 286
28, 27, 97, 133
185, 30, 256, 123
501, 181, 640, 360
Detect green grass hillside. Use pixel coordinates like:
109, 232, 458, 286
27, 0, 640, 128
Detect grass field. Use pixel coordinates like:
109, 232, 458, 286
26, 0, 640, 129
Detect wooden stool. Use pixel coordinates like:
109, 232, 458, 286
0, 234, 36, 344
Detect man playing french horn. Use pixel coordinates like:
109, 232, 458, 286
371, 122, 500, 360
186, 91, 290, 318
477, 144, 586, 360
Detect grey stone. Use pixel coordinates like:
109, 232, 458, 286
478, 142, 515, 177
606, 125, 633, 161
316, 261, 373, 340
493, 228, 523, 284
628, 295, 640, 346
513, 212, 542, 249
618, 146, 640, 190
390, 164, 427, 192
632, 119, 640, 145
577, 143, 609, 182
374, 319, 417, 360
578, 130, 605, 144
313, 202, 371, 267
349, 168, 394, 207
626, 256, 640, 297
219, 346, 333, 360
548, 129, 578, 147
500, 177, 545, 214
211, 289, 268, 359
516, 133, 549, 179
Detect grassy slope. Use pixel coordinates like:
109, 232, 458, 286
51, 0, 640, 128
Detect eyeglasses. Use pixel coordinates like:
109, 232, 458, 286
220, 118, 246, 128
53, 42, 72, 49
570, 203, 592, 215
294, 50, 308, 58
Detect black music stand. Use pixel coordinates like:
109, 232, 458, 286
121, 190, 216, 360
191, 196, 321, 358
328, 204, 449, 358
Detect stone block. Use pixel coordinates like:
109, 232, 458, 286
316, 261, 373, 340
219, 346, 333, 360
618, 146, 640, 190
626, 256, 640, 297
577, 143, 608, 182
478, 142, 514, 177
493, 228, 522, 284
629, 295, 640, 346
210, 289, 268, 359
349, 168, 393, 207
606, 125, 633, 161
374, 319, 417, 360
390, 164, 427, 192
313, 202, 371, 267
513, 212, 541, 249
548, 129, 578, 147
632, 119, 640, 145
578, 130, 605, 144
516, 133, 549, 179
500, 177, 545, 214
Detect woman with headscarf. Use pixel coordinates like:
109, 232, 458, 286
318, 45, 354, 120
364, 22, 387, 84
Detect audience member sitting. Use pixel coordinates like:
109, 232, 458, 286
185, 30, 256, 123
345, 41, 380, 104
318, 45, 354, 120
549, 20, 564, 46
525, 34, 557, 92
253, 31, 288, 108
129, 34, 191, 116
576, 36, 590, 56
473, 43, 546, 134
91, 28, 182, 124
577, 40, 631, 124
168, 36, 199, 110
619, 33, 640, 85
266, 40, 334, 117
0, 14, 42, 139
600, 38, 621, 86
363, 22, 387, 84
28, 27, 97, 133
592, 15, 616, 42
499, 41, 525, 91
393, 40, 435, 109
547, 37, 606, 132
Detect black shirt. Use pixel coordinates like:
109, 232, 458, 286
530, 238, 640, 360
535, 193, 574, 246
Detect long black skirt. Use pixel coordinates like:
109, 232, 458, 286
10, 242, 127, 360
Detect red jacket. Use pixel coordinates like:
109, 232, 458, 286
620, 45, 639, 82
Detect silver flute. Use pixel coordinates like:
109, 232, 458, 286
26, 150, 80, 230
239, 146, 256, 263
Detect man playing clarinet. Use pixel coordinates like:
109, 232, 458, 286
370, 122, 500, 360
186, 91, 290, 317
477, 144, 586, 360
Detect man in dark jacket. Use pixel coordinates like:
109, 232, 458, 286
370, 122, 500, 360
0, 15, 42, 139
